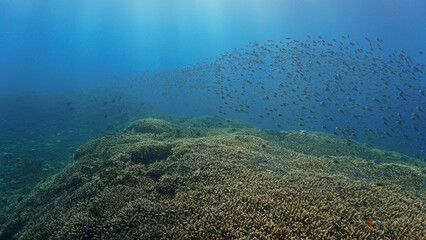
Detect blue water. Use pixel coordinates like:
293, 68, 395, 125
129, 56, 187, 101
0, 0, 424, 90
0, 0, 424, 197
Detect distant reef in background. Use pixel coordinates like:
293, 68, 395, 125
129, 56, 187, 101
0, 116, 424, 239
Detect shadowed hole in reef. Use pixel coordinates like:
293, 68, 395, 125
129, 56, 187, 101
129, 144, 173, 165
156, 183, 178, 198
154, 175, 181, 199
146, 169, 166, 181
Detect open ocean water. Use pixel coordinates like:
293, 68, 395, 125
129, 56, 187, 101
0, 1, 425, 239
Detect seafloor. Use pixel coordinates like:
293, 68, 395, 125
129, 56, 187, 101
0, 116, 424, 239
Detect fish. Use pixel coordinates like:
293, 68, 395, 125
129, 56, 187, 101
364, 221, 374, 226
129, 35, 425, 158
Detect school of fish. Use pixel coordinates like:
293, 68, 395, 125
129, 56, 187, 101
117, 35, 425, 159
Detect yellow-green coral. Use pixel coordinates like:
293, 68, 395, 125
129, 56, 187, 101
0, 117, 424, 239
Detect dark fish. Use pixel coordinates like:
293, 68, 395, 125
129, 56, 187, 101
131, 35, 424, 158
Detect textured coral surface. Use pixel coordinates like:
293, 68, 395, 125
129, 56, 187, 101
0, 117, 424, 239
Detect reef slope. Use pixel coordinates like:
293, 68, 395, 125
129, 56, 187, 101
0, 117, 424, 239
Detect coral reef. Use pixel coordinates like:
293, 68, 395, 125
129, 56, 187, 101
0, 116, 424, 239
125, 118, 172, 134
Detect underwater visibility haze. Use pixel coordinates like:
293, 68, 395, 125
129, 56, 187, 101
0, 1, 425, 239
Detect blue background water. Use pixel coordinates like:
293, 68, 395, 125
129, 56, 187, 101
0, 0, 424, 91
0, 0, 424, 199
